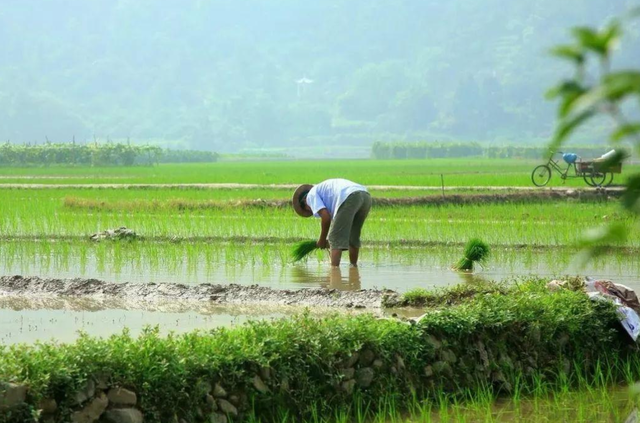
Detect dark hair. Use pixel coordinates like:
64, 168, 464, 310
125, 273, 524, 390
299, 191, 310, 209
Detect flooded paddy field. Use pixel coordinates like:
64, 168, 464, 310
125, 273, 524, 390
0, 240, 638, 344
0, 240, 637, 291
0, 161, 639, 422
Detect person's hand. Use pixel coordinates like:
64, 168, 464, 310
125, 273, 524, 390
317, 239, 329, 249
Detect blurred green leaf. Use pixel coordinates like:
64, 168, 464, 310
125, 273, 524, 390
546, 80, 581, 100
546, 81, 588, 118
611, 123, 640, 142
549, 13, 639, 269
601, 71, 640, 101
621, 174, 640, 214
601, 21, 622, 49
571, 27, 606, 56
578, 223, 628, 261
599, 148, 628, 168
549, 45, 585, 64
582, 223, 627, 245
571, 22, 620, 56
552, 110, 594, 147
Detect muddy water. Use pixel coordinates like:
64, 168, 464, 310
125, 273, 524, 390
0, 291, 393, 344
0, 242, 637, 292
0, 305, 277, 344
1, 241, 638, 344
0, 294, 308, 344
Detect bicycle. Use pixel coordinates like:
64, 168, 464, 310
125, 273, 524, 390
531, 151, 617, 187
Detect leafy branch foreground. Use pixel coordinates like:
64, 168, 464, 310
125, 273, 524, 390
548, 11, 640, 249
0, 280, 637, 422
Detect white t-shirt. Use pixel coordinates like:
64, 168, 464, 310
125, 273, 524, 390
306, 179, 367, 218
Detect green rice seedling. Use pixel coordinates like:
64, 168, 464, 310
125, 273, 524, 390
453, 238, 490, 272
292, 240, 318, 262
1, 187, 638, 248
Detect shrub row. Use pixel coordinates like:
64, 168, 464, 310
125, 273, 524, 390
371, 142, 611, 160
0, 280, 635, 422
0, 142, 218, 167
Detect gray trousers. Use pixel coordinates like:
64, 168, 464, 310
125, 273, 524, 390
328, 191, 372, 250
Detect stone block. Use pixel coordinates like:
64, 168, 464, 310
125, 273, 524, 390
0, 383, 27, 409
108, 388, 137, 407
71, 393, 108, 423
101, 408, 143, 423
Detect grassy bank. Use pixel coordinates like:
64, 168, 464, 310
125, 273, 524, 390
0, 280, 637, 422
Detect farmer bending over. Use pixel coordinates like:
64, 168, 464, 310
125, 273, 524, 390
292, 179, 371, 267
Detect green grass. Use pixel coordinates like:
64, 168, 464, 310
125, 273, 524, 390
391, 281, 510, 308
269, 386, 636, 423
0, 188, 635, 247
0, 158, 637, 186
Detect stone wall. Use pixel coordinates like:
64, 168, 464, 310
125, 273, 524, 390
0, 286, 634, 423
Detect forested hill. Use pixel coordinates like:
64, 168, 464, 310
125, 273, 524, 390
0, 0, 638, 152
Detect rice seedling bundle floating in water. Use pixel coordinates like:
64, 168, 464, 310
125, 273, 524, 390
454, 238, 490, 272
292, 240, 318, 262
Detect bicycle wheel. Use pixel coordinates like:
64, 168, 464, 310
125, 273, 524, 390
583, 174, 596, 187
531, 165, 551, 187
604, 173, 614, 186
590, 172, 608, 187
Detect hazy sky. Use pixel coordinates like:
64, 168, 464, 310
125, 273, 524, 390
0, 0, 637, 152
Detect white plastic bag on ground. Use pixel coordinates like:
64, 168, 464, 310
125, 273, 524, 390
587, 290, 640, 341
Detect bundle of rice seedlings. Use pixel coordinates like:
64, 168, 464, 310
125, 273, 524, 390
453, 238, 490, 272
292, 240, 318, 262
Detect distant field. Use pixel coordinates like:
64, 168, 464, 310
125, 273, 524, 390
0, 159, 636, 186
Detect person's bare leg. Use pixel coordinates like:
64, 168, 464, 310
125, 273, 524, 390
349, 246, 359, 266
330, 249, 342, 267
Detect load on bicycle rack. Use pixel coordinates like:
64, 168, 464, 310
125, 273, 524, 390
531, 150, 621, 187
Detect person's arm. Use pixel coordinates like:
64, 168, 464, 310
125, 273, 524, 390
317, 208, 332, 249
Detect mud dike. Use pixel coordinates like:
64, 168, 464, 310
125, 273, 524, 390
0, 275, 399, 310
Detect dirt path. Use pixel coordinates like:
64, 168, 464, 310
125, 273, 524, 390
0, 275, 400, 310
62, 188, 624, 210
0, 182, 626, 191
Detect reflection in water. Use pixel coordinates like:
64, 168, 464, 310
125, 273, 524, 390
328, 266, 361, 291
456, 270, 489, 285
291, 266, 362, 291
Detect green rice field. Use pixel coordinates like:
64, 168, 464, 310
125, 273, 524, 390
1, 158, 639, 421
1, 159, 638, 331
0, 159, 638, 342
0, 188, 636, 247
